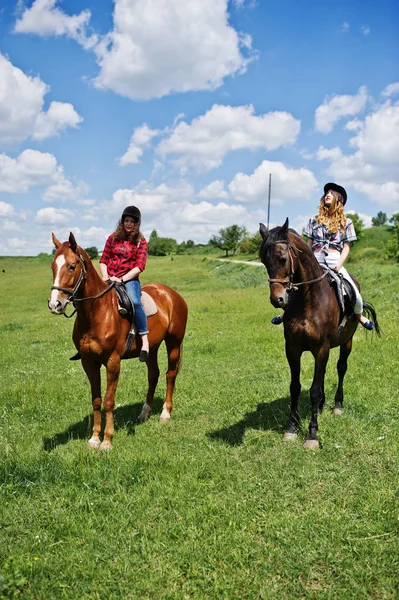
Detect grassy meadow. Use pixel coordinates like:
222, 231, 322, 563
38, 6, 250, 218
0, 241, 398, 598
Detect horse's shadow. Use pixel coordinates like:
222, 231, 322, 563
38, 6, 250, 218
43, 397, 164, 451
208, 392, 311, 446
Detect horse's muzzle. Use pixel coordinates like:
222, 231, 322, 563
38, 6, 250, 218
269, 285, 289, 309
48, 299, 65, 314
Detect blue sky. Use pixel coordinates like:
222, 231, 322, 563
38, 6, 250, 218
0, 0, 398, 255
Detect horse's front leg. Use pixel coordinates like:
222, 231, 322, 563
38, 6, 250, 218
81, 358, 102, 449
334, 338, 352, 415
284, 345, 302, 441
305, 344, 330, 450
101, 353, 121, 450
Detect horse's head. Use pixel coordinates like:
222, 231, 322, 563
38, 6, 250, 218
259, 218, 298, 309
48, 232, 86, 315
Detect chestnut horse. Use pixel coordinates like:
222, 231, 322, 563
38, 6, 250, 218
48, 233, 188, 450
259, 219, 380, 449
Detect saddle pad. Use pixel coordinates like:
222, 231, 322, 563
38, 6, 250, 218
142, 290, 157, 317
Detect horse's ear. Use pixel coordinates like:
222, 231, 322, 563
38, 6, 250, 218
280, 218, 289, 238
52, 233, 61, 248
259, 223, 269, 240
69, 232, 78, 253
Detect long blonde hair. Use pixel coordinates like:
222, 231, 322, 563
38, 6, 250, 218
316, 191, 346, 234
112, 219, 144, 243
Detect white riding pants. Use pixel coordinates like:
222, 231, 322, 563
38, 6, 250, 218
314, 251, 363, 315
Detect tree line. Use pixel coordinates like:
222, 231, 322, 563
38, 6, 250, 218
44, 211, 399, 262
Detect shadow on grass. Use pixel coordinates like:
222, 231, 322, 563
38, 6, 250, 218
43, 396, 164, 451
208, 392, 311, 446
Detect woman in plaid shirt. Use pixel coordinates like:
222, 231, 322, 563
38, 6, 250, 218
272, 183, 374, 330
100, 205, 150, 361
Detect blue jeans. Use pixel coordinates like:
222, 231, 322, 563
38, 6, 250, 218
124, 280, 149, 335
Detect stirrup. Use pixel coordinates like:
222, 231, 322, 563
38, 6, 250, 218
271, 315, 283, 325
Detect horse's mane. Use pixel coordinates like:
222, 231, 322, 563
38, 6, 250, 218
259, 224, 321, 275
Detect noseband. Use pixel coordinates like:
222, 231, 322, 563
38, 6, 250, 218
51, 253, 87, 317
51, 252, 116, 318
267, 239, 328, 291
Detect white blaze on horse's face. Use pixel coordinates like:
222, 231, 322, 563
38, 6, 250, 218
49, 255, 67, 314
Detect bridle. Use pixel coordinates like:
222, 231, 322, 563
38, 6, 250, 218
266, 239, 328, 292
51, 252, 115, 318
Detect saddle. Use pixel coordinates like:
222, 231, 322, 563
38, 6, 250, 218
114, 283, 158, 357
322, 266, 357, 334
69, 284, 157, 360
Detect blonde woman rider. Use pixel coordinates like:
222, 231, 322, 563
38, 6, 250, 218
271, 183, 374, 330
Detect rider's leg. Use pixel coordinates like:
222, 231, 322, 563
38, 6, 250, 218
124, 280, 150, 355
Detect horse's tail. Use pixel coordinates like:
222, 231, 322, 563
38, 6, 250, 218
363, 301, 382, 336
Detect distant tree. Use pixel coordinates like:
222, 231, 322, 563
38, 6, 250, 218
85, 246, 99, 259
240, 231, 262, 254
389, 213, 399, 227
186, 240, 195, 249
148, 233, 177, 256
209, 225, 247, 257
347, 212, 364, 239
371, 211, 388, 227
385, 216, 399, 262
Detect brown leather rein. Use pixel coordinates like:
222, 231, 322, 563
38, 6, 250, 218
267, 239, 328, 292
51, 254, 115, 318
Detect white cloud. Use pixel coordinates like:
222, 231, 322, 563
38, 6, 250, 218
33, 101, 82, 140
345, 119, 363, 131
14, 0, 98, 49
381, 82, 399, 98
341, 22, 350, 33
228, 160, 318, 204
317, 100, 399, 210
157, 104, 300, 172
0, 200, 16, 218
0, 149, 88, 202
35, 206, 75, 225
119, 124, 160, 166
2, 238, 28, 251
0, 53, 82, 145
316, 146, 343, 161
198, 180, 228, 199
314, 86, 368, 133
94, 0, 255, 100
98, 179, 264, 243
361, 25, 370, 36
2, 220, 22, 232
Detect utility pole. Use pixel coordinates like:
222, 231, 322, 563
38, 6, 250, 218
267, 173, 271, 230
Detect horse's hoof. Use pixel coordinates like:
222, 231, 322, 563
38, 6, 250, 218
333, 407, 344, 416
303, 439, 320, 450
283, 432, 298, 441
137, 402, 152, 422
88, 438, 101, 449
99, 441, 112, 451
160, 408, 171, 423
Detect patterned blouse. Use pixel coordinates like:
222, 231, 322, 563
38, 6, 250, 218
304, 217, 357, 254
99, 235, 148, 278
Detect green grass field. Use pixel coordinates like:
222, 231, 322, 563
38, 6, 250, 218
0, 245, 398, 599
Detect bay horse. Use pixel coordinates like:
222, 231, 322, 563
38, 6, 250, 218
48, 232, 188, 450
259, 218, 380, 449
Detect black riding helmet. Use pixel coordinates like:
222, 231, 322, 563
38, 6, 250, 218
324, 183, 347, 205
122, 205, 141, 222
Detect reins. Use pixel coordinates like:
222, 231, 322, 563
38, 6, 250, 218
267, 238, 328, 291
51, 253, 115, 318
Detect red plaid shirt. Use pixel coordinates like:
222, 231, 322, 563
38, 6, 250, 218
99, 235, 148, 278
